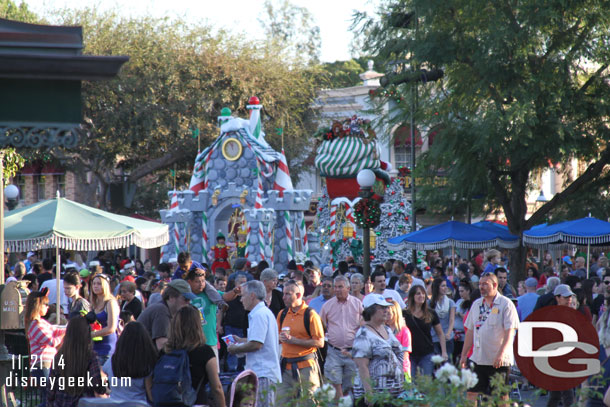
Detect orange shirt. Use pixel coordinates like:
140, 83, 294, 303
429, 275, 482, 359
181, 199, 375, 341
277, 302, 324, 369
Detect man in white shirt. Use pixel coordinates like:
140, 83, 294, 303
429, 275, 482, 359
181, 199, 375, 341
40, 273, 69, 314
228, 280, 281, 407
369, 270, 406, 309
460, 273, 519, 404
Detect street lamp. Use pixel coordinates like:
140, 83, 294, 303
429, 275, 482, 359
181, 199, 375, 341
4, 185, 19, 210
357, 169, 376, 279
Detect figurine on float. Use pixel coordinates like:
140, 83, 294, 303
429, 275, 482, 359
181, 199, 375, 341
211, 231, 231, 273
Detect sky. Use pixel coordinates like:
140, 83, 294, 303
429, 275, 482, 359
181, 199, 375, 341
22, 0, 380, 62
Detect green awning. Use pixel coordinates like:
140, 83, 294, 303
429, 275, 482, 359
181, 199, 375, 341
4, 197, 168, 251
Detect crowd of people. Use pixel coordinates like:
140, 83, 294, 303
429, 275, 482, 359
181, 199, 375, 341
6, 247, 610, 407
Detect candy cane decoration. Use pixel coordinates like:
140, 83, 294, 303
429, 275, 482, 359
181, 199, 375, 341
201, 211, 209, 263
203, 148, 214, 191
284, 211, 294, 261
246, 222, 252, 261
269, 222, 275, 267
173, 224, 180, 256
299, 212, 309, 259
265, 221, 273, 266
254, 160, 264, 210
258, 223, 266, 263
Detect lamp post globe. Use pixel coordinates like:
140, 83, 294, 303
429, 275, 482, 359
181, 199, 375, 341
4, 184, 19, 210
4, 184, 18, 200
357, 169, 376, 280
357, 169, 376, 188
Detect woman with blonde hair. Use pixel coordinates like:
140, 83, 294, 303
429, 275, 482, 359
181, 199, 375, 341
386, 299, 412, 381
24, 289, 66, 407
154, 305, 225, 407
89, 273, 119, 366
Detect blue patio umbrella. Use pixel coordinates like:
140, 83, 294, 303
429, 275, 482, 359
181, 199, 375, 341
388, 220, 508, 251
472, 221, 519, 248
523, 216, 610, 277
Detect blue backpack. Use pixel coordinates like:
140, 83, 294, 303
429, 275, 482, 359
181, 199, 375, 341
152, 349, 199, 407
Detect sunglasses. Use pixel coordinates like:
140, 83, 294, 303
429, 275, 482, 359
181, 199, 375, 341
604, 281, 610, 285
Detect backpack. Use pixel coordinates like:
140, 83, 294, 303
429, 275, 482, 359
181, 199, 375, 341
152, 349, 199, 407
279, 307, 324, 365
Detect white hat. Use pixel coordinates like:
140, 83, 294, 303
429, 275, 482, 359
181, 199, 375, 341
168, 257, 178, 263
251, 261, 258, 268
322, 266, 333, 277
123, 262, 135, 269
554, 284, 574, 297
362, 294, 392, 308
89, 260, 100, 267
27, 252, 36, 258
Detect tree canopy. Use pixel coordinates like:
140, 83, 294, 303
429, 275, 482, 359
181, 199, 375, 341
18, 9, 323, 215
358, 0, 610, 279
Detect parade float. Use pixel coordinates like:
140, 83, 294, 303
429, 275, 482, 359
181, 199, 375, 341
159, 97, 315, 273
313, 116, 417, 266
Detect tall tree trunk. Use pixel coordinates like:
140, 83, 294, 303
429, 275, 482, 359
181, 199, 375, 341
509, 240, 527, 287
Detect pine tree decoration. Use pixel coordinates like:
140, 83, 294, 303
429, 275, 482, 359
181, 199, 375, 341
371, 178, 416, 264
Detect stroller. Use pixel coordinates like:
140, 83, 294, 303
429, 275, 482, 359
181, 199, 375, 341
228, 370, 259, 407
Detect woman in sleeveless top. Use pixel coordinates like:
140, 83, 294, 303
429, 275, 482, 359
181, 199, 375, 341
89, 274, 120, 366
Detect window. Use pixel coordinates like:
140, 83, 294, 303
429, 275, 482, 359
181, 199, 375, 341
394, 145, 421, 169
16, 175, 26, 205
55, 174, 65, 197
392, 124, 422, 170
36, 175, 46, 201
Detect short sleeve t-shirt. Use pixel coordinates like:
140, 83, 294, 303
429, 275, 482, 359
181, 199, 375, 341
102, 359, 148, 403
404, 310, 440, 357
136, 301, 171, 341
191, 292, 218, 347
351, 326, 404, 399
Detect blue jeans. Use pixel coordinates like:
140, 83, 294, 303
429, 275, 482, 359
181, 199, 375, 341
411, 353, 434, 377
97, 354, 110, 368
224, 325, 245, 372
31, 366, 50, 407
434, 339, 454, 359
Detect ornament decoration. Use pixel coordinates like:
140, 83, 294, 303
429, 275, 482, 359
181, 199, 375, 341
368, 86, 404, 103
313, 115, 376, 142
354, 198, 382, 228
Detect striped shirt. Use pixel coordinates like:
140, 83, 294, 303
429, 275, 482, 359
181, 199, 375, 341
27, 319, 65, 368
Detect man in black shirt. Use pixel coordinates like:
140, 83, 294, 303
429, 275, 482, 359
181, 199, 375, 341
37, 258, 54, 287
223, 274, 248, 372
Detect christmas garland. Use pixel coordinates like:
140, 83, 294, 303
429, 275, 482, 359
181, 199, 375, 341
354, 198, 381, 228
369, 86, 404, 102
314, 115, 376, 142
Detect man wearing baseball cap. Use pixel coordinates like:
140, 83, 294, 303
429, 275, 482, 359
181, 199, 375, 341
547, 284, 575, 407
137, 279, 195, 350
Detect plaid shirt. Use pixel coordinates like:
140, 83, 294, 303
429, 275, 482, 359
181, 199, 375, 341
47, 351, 106, 407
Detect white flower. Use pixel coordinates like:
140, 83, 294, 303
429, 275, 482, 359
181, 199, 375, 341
314, 383, 336, 400
449, 374, 462, 386
431, 355, 444, 364
338, 396, 352, 407
434, 362, 458, 380
459, 368, 479, 388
